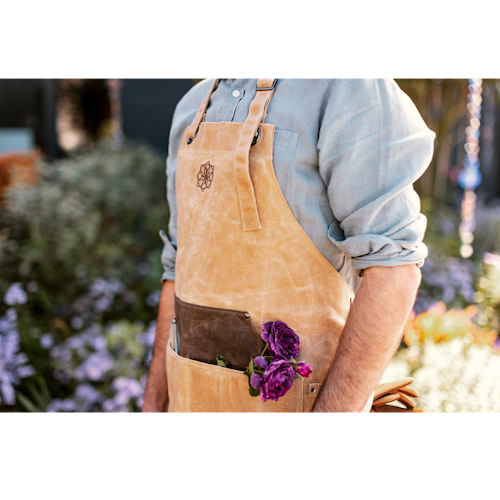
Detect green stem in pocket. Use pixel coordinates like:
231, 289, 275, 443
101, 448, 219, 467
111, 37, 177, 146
261, 343, 269, 356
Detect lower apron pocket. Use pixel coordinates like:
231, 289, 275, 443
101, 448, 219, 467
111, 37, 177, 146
166, 342, 304, 412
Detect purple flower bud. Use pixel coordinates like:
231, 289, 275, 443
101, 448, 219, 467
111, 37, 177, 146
253, 356, 268, 369
260, 359, 295, 403
261, 321, 300, 361
250, 374, 262, 390
296, 362, 313, 378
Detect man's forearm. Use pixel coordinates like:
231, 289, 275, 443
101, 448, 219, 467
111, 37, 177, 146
312, 264, 421, 412
142, 279, 175, 412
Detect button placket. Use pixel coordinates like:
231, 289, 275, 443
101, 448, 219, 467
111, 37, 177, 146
217, 81, 246, 122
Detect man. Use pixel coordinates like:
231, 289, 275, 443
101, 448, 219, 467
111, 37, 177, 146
143, 79, 435, 412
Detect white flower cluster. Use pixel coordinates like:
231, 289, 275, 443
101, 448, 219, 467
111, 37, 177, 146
381, 339, 500, 412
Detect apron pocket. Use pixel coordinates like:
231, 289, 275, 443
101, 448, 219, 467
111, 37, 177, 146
166, 341, 304, 412
175, 295, 264, 371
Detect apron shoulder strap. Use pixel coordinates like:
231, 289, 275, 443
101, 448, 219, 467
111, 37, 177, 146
186, 79, 219, 143
234, 79, 278, 231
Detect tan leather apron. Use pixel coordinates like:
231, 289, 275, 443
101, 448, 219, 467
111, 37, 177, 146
167, 79, 360, 412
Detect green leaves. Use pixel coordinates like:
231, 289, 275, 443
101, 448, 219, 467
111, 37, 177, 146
216, 354, 230, 368
244, 358, 259, 397
248, 386, 260, 397
244, 357, 254, 378
16, 374, 52, 412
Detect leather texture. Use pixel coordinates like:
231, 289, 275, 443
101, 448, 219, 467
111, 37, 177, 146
233, 80, 277, 230
167, 341, 303, 412
175, 295, 264, 371
370, 378, 423, 412
371, 405, 423, 413
186, 79, 219, 142
373, 378, 415, 400
169, 79, 358, 412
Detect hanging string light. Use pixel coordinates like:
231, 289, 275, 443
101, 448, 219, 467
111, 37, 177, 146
458, 78, 483, 259
107, 79, 124, 151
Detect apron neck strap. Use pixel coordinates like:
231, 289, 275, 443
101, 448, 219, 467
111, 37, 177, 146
233, 79, 278, 231
186, 79, 277, 144
186, 79, 219, 142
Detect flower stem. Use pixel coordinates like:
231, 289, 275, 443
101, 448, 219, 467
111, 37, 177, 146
261, 343, 269, 356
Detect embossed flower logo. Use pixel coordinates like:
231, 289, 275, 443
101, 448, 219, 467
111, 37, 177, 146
196, 161, 215, 192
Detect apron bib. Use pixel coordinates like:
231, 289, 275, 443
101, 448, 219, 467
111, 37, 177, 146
167, 79, 359, 412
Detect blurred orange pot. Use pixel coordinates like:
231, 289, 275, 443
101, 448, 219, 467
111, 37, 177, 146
0, 149, 41, 201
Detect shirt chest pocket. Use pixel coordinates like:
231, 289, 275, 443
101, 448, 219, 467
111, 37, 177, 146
272, 129, 299, 204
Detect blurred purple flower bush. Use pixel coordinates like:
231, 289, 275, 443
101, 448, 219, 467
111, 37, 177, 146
416, 197, 500, 316
0, 306, 35, 405
0, 141, 167, 411
46, 319, 156, 412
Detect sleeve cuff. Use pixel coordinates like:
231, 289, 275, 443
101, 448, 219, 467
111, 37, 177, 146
160, 229, 177, 283
350, 246, 427, 270
327, 216, 428, 270
161, 270, 176, 282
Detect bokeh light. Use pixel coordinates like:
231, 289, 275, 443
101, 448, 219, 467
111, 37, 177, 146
458, 79, 483, 258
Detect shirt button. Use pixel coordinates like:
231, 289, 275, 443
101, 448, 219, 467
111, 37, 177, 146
232, 89, 241, 98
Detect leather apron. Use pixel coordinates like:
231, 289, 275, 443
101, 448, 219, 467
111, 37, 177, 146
167, 79, 365, 412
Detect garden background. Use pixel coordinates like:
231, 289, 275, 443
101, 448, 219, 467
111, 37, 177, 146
1, 78, 500, 412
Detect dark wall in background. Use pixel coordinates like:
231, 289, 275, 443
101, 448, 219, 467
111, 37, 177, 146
0, 79, 40, 128
121, 79, 194, 157
0, 79, 59, 158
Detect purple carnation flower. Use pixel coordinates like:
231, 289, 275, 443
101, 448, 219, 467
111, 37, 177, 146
261, 321, 300, 360
260, 359, 295, 403
296, 362, 313, 378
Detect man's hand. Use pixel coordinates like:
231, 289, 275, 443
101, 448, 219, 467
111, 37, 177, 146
142, 280, 175, 412
312, 264, 421, 412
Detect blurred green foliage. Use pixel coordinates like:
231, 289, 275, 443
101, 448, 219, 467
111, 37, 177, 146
0, 140, 168, 319
0, 140, 169, 411
475, 257, 500, 331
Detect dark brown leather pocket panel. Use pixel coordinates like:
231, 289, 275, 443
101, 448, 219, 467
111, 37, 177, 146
175, 295, 264, 371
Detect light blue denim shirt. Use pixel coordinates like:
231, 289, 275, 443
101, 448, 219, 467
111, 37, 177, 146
160, 79, 436, 293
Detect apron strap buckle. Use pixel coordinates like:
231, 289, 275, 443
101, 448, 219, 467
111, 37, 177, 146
256, 79, 277, 91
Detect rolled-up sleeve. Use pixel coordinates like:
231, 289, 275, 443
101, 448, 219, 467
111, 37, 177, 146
318, 79, 436, 270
